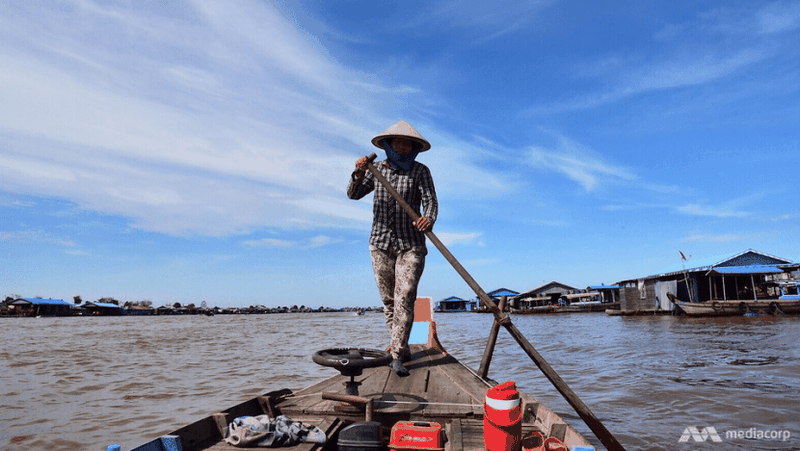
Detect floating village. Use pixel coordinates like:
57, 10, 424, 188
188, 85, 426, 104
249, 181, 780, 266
438, 248, 800, 317
3, 248, 799, 319
90, 248, 799, 451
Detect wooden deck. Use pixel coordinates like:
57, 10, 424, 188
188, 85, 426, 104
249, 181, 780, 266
157, 342, 591, 451
281, 345, 486, 419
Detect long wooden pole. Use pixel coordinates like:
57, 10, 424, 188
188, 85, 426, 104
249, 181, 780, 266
478, 296, 506, 379
363, 154, 625, 451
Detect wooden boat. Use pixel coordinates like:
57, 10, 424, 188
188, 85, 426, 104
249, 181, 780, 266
119, 157, 624, 451
554, 302, 619, 314
118, 304, 595, 451
512, 305, 558, 314
675, 298, 800, 316
513, 302, 620, 315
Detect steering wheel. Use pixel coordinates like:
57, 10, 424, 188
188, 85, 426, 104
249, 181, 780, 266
312, 348, 391, 377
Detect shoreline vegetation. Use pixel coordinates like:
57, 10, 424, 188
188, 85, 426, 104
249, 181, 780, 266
1, 295, 384, 317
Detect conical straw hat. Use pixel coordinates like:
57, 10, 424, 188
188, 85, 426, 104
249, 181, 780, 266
371, 120, 431, 152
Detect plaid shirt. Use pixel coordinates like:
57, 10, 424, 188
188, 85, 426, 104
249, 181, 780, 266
347, 160, 438, 251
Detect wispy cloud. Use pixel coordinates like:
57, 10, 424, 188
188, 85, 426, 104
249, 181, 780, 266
770, 212, 800, 222
600, 202, 670, 212
532, 47, 770, 114
0, 0, 517, 239
529, 218, 568, 227
523, 132, 637, 192
528, 3, 788, 114
416, 0, 553, 42
0, 230, 77, 248
242, 235, 342, 249
437, 232, 483, 246
676, 204, 751, 218
241, 238, 295, 249
306, 235, 342, 248
681, 233, 753, 243
627, 48, 767, 93
0, 195, 35, 208
757, 1, 800, 34
675, 191, 770, 219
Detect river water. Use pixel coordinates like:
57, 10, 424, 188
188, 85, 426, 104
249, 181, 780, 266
1, 312, 798, 451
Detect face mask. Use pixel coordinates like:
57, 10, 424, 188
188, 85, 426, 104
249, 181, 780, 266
381, 139, 420, 172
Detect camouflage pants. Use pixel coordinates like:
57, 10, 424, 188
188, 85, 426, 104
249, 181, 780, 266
370, 245, 427, 360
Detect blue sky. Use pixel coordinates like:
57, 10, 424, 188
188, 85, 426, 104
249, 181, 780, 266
1, 0, 799, 308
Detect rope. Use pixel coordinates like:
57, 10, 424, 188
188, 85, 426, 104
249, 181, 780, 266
433, 363, 483, 405
284, 392, 483, 410
376, 400, 481, 407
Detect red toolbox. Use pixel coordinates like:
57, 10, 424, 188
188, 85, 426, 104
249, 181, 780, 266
389, 421, 444, 451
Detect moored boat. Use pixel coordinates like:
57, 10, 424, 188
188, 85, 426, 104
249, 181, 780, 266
675, 298, 800, 316
115, 303, 596, 451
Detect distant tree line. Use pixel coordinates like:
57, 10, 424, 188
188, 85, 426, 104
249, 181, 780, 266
5, 294, 378, 314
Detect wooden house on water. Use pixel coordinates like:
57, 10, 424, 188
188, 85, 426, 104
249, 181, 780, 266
434, 296, 474, 312
473, 288, 519, 312
81, 301, 123, 316
123, 305, 156, 316
615, 249, 799, 315
3, 297, 73, 317
586, 284, 620, 305
552, 285, 622, 312
511, 281, 575, 312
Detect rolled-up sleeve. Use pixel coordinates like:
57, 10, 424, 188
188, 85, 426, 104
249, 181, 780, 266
347, 171, 374, 200
418, 165, 438, 226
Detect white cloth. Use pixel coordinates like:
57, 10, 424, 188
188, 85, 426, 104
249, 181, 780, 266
224, 415, 326, 448
656, 280, 678, 310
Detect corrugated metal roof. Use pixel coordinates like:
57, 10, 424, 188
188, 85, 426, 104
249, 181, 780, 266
588, 285, 619, 290
439, 296, 464, 302
85, 302, 121, 308
707, 265, 784, 275
14, 298, 71, 306
522, 281, 576, 296
658, 249, 793, 276
618, 249, 797, 283
487, 288, 519, 297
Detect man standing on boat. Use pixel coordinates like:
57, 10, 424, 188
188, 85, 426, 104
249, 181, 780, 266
347, 120, 438, 376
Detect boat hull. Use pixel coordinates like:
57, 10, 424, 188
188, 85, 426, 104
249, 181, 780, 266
124, 339, 593, 451
677, 299, 800, 316
514, 302, 620, 314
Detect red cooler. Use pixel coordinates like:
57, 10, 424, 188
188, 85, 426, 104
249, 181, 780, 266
389, 421, 444, 451
483, 381, 523, 451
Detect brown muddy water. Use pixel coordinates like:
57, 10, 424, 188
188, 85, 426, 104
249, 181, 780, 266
1, 312, 799, 451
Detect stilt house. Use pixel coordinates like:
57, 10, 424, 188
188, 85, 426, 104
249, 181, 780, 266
435, 296, 473, 312
616, 249, 799, 313
511, 281, 576, 311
